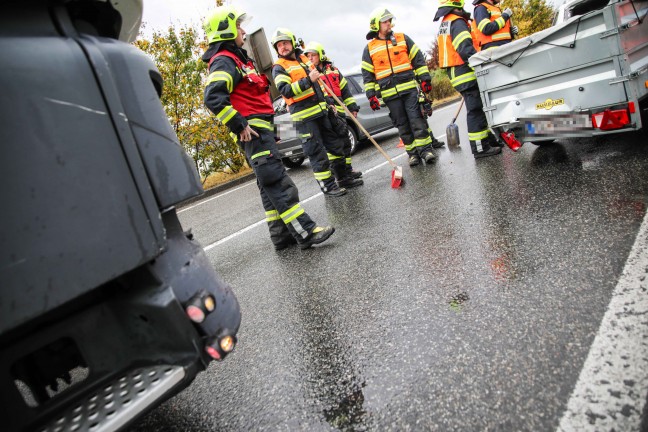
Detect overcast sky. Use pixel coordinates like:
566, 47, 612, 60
141, 0, 472, 74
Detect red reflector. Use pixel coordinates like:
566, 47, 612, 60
206, 346, 222, 360
591, 109, 630, 130
186, 305, 205, 323
500, 132, 522, 152
628, 102, 636, 114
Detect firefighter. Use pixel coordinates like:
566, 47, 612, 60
271, 29, 363, 196
362, 8, 445, 167
434, 0, 503, 158
303, 41, 363, 181
471, 0, 518, 51
202, 7, 335, 250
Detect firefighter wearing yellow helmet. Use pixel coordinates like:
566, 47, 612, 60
434, 0, 503, 158
362, 8, 445, 167
303, 41, 363, 181
202, 8, 335, 250
272, 29, 363, 195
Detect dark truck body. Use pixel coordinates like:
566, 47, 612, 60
0, 1, 241, 431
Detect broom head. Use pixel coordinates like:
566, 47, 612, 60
391, 165, 403, 188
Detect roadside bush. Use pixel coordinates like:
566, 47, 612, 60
431, 69, 457, 101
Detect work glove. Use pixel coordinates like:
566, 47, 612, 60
420, 80, 432, 93
369, 96, 381, 111
502, 8, 513, 19
511, 25, 519, 36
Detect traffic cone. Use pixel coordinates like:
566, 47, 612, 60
397, 138, 404, 148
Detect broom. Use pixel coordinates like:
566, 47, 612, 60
446, 97, 464, 148
317, 79, 403, 188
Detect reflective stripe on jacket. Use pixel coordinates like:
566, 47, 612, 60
472, 3, 512, 51
208, 51, 273, 118
273, 54, 328, 123
361, 32, 430, 102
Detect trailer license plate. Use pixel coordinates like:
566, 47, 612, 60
525, 114, 592, 135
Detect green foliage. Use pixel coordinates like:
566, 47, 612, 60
431, 66, 458, 101
505, 0, 555, 37
134, 23, 246, 183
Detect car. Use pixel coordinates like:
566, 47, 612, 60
274, 72, 396, 168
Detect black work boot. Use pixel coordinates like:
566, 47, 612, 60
431, 137, 446, 148
323, 185, 348, 197
300, 226, 335, 249
273, 235, 297, 251
422, 150, 437, 164
408, 155, 421, 166
474, 146, 502, 159
347, 166, 363, 178
338, 177, 364, 188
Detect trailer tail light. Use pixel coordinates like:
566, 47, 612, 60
184, 293, 216, 323
205, 345, 222, 360
500, 131, 522, 151
219, 335, 236, 353
628, 102, 636, 114
591, 108, 630, 130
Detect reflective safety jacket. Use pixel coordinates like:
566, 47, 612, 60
361, 32, 431, 102
203, 44, 274, 136
437, 13, 478, 92
472, 2, 512, 51
272, 52, 328, 123
319, 62, 358, 116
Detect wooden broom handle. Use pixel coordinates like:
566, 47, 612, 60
317, 78, 398, 168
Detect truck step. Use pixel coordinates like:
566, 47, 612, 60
40, 365, 185, 432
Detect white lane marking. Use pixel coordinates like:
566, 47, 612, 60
202, 152, 408, 251
178, 181, 255, 214
558, 212, 648, 431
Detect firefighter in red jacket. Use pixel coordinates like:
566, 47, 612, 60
303, 41, 363, 181
362, 8, 445, 167
271, 29, 363, 196
202, 7, 335, 250
472, 0, 518, 51
434, 0, 503, 158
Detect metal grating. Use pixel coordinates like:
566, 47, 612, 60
40, 365, 185, 432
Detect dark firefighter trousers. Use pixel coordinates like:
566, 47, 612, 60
297, 114, 347, 193
457, 83, 492, 154
327, 109, 356, 174
243, 127, 316, 247
385, 89, 434, 158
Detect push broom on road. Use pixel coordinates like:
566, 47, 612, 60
317, 79, 404, 189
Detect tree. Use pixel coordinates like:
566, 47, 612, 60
134, 21, 246, 183
504, 0, 555, 37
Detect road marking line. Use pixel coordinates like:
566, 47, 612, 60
202, 152, 407, 251
178, 182, 255, 214
558, 212, 648, 431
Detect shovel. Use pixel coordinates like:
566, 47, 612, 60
317, 79, 403, 188
446, 97, 464, 148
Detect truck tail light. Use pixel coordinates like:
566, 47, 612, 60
184, 293, 216, 323
205, 335, 237, 361
591, 108, 630, 130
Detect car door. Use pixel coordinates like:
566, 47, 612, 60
346, 73, 394, 134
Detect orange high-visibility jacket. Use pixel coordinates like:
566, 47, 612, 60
472, 2, 512, 50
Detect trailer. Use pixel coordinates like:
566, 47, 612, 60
469, 0, 648, 146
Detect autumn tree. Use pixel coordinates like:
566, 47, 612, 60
134, 21, 246, 183
497, 0, 555, 37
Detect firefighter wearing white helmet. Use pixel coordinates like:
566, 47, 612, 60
471, 0, 517, 51
272, 29, 362, 195
434, 0, 503, 158
303, 41, 363, 181
202, 8, 335, 250
362, 7, 444, 168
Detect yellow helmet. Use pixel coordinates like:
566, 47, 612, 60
303, 41, 328, 62
271, 28, 297, 51
439, 0, 465, 8
203, 7, 247, 44
369, 7, 395, 32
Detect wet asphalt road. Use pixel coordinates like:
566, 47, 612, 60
131, 103, 648, 431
